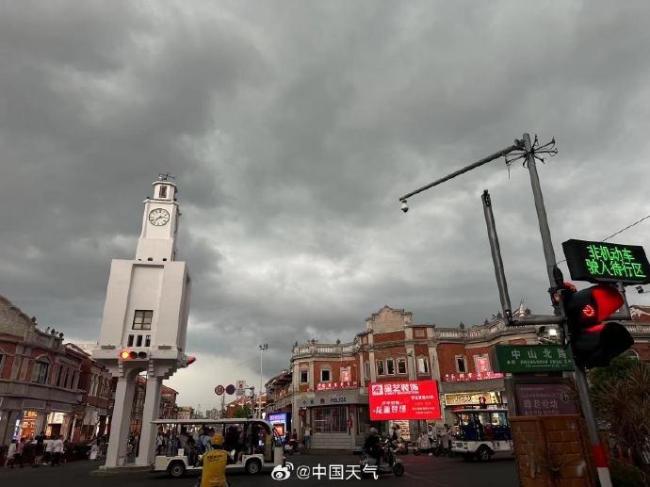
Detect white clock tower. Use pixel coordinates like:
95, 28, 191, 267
93, 174, 191, 468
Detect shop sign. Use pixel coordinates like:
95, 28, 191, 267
515, 383, 578, 416
368, 380, 441, 421
494, 345, 574, 374
268, 413, 287, 423
316, 381, 358, 391
442, 371, 504, 382
444, 392, 498, 407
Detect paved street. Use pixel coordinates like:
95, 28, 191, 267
0, 454, 518, 487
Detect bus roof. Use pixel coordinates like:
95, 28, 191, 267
151, 418, 272, 426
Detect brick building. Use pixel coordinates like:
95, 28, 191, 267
65, 344, 112, 442
129, 376, 178, 434
1, 294, 180, 451
0, 295, 85, 445
266, 305, 650, 450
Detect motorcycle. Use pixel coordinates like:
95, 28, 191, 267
359, 439, 405, 477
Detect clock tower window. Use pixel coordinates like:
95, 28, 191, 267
133, 310, 153, 330
159, 185, 168, 199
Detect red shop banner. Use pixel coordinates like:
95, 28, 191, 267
368, 380, 442, 421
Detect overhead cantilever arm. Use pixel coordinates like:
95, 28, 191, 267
398, 143, 522, 203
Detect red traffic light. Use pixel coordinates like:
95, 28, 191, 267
565, 284, 623, 326
563, 283, 633, 368
590, 285, 624, 322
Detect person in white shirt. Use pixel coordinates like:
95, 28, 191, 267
51, 435, 64, 466
5, 440, 17, 467
44, 437, 55, 465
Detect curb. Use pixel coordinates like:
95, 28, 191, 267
90, 465, 152, 476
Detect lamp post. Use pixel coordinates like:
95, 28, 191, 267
258, 344, 268, 419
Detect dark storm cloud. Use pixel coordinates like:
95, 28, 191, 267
2, 0, 650, 405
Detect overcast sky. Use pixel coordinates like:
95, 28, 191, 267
2, 1, 650, 409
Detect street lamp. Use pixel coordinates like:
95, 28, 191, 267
258, 344, 268, 419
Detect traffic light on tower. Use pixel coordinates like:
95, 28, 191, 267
119, 350, 148, 360
562, 284, 634, 368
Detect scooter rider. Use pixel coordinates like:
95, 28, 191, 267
199, 434, 229, 487
363, 427, 383, 466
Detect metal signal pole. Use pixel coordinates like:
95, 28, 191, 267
399, 133, 612, 486
521, 133, 611, 486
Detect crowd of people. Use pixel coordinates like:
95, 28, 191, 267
155, 424, 271, 465
5, 432, 66, 468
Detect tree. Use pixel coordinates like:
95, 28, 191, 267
590, 356, 650, 468
233, 405, 252, 418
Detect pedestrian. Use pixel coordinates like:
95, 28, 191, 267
14, 438, 26, 468
44, 436, 55, 465
155, 431, 164, 455
52, 435, 64, 466
303, 425, 311, 451
33, 431, 46, 467
5, 440, 17, 468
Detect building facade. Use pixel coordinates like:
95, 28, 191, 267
0, 295, 84, 446
266, 305, 650, 450
129, 376, 178, 435
66, 344, 113, 443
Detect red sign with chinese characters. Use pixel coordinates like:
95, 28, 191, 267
368, 380, 442, 421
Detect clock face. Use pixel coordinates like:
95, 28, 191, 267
148, 208, 170, 226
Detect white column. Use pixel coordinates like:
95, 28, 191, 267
105, 376, 137, 468
406, 347, 416, 381
136, 376, 162, 466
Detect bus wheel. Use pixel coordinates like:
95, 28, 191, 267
245, 459, 262, 475
168, 461, 186, 478
476, 446, 492, 462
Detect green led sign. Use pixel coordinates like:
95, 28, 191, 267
562, 239, 650, 285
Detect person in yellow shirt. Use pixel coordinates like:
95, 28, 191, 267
200, 434, 229, 487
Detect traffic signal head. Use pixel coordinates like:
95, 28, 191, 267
563, 284, 633, 368
119, 350, 148, 360
564, 284, 623, 326
571, 321, 634, 368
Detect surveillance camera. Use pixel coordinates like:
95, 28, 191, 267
400, 200, 409, 213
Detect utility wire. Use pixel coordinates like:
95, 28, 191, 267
557, 213, 650, 265
600, 214, 650, 242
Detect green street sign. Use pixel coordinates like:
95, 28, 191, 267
562, 239, 650, 285
494, 345, 574, 374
